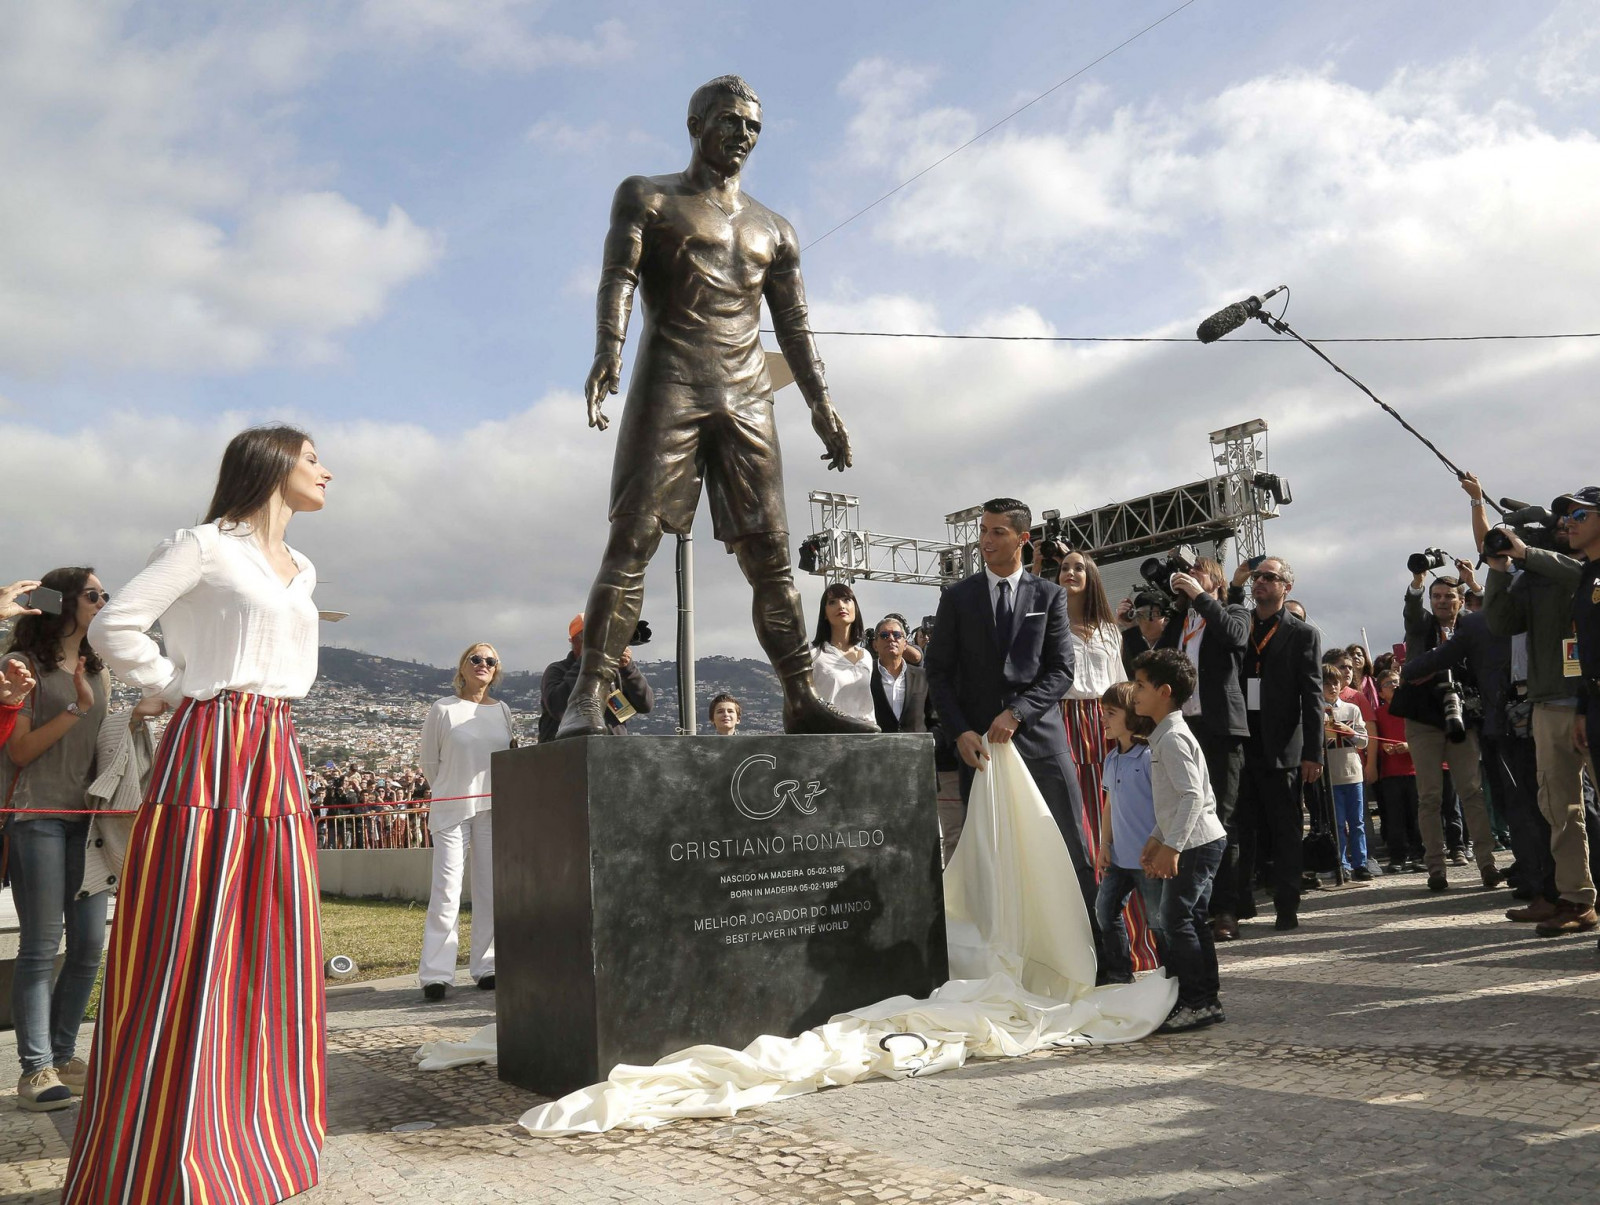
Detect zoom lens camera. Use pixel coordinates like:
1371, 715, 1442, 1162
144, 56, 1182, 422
1407, 548, 1449, 575
1139, 545, 1201, 596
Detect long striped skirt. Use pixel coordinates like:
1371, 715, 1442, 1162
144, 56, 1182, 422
1063, 698, 1160, 973
63, 692, 326, 1205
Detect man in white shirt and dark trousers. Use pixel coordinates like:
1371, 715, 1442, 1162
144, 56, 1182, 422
1131, 648, 1228, 1033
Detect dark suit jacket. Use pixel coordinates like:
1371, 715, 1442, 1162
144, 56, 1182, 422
1400, 610, 1511, 738
870, 662, 937, 734
1157, 590, 1250, 738
1246, 607, 1323, 769
924, 569, 1074, 761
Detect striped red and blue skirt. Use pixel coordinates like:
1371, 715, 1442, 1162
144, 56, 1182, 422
63, 692, 326, 1205
1063, 697, 1160, 973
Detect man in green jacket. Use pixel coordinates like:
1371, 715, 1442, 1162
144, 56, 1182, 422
1483, 519, 1597, 936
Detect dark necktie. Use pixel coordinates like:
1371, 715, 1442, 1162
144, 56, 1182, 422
995, 579, 1014, 649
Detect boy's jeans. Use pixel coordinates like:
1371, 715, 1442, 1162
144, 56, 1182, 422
1331, 781, 1368, 871
1094, 864, 1165, 983
8, 818, 109, 1075
1158, 836, 1225, 1010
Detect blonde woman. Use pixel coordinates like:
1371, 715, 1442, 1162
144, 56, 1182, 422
418, 643, 513, 1000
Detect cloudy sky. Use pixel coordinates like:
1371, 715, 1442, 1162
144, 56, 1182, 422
4, 0, 1598, 674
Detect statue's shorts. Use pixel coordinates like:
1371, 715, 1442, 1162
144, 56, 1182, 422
609, 383, 789, 546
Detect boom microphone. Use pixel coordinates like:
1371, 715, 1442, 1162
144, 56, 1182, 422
1196, 285, 1286, 343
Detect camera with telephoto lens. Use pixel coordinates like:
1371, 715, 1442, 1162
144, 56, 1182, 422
1139, 545, 1201, 596
1481, 497, 1559, 559
1439, 670, 1467, 743
630, 620, 652, 646
1408, 548, 1449, 575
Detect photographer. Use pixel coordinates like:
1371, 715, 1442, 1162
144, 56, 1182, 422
1117, 592, 1171, 678
540, 613, 654, 740
1557, 485, 1600, 784
1155, 557, 1251, 939
1396, 560, 1506, 892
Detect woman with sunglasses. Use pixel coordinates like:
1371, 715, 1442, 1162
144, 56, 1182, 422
417, 643, 513, 1000
65, 425, 330, 1203
1, 569, 149, 1112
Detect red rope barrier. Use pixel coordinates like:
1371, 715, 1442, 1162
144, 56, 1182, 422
0, 792, 492, 817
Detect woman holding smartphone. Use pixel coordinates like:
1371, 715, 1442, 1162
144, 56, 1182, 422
65, 425, 332, 1204
1, 569, 152, 1112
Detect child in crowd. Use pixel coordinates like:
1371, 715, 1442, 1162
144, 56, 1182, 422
1094, 682, 1162, 985
1373, 670, 1424, 874
1323, 667, 1371, 880
1131, 649, 1227, 1033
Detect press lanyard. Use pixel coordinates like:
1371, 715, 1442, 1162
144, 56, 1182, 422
1251, 616, 1281, 658
1181, 613, 1206, 654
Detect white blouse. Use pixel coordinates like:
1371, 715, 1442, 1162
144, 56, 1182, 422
1063, 622, 1128, 700
419, 696, 512, 831
89, 523, 319, 704
811, 642, 875, 723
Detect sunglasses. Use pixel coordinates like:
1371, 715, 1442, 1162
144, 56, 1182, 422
468, 654, 498, 668
1134, 607, 1165, 620
83, 590, 112, 604
1251, 571, 1286, 584
876, 630, 905, 642
1568, 507, 1594, 524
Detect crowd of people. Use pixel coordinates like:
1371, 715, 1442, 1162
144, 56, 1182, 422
4, 421, 1599, 1197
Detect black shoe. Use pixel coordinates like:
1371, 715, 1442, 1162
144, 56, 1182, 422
1428, 871, 1449, 892
1387, 862, 1406, 876
1351, 867, 1374, 882
1481, 867, 1506, 890
423, 982, 447, 1001
1274, 912, 1298, 931
1407, 859, 1427, 873
476, 974, 496, 991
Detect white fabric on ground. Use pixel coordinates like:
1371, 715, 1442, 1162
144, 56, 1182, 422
413, 740, 1176, 1133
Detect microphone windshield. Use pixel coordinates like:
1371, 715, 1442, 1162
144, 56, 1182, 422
1196, 301, 1253, 344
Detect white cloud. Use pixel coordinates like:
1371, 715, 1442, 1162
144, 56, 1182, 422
0, 2, 441, 375
1527, 0, 1600, 99
361, 2, 631, 72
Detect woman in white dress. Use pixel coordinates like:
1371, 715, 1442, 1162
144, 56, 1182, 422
418, 643, 513, 1000
809, 583, 874, 724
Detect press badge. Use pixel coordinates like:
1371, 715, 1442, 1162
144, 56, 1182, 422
1564, 637, 1582, 678
606, 690, 638, 722
1246, 678, 1262, 710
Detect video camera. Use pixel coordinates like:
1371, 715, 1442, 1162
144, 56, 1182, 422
1030, 510, 1069, 581
1138, 545, 1201, 597
1481, 497, 1560, 559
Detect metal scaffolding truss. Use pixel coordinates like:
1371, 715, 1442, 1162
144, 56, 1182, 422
800, 419, 1285, 586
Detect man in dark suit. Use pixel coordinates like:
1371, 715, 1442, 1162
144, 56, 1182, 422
1158, 556, 1251, 938
868, 616, 937, 734
1228, 556, 1323, 931
924, 498, 1101, 955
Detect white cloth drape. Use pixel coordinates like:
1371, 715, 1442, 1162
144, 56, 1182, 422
414, 740, 1177, 1133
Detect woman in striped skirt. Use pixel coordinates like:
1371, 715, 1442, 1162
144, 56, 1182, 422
66, 425, 333, 1204
1057, 549, 1160, 975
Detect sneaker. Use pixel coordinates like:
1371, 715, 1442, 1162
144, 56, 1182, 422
1351, 867, 1374, 882
1448, 850, 1469, 867
476, 975, 496, 991
53, 1058, 87, 1096
1158, 1006, 1209, 1033
1428, 871, 1449, 892
1386, 862, 1406, 876
423, 982, 448, 1001
16, 1068, 73, 1113
1481, 867, 1507, 890
1196, 1001, 1227, 1027
1507, 898, 1560, 924
1406, 860, 1427, 873
1536, 902, 1600, 937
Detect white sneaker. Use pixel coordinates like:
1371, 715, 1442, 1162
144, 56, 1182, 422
16, 1068, 73, 1112
54, 1058, 88, 1096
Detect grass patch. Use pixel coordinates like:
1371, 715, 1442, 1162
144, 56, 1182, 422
320, 895, 474, 983
86, 895, 471, 1017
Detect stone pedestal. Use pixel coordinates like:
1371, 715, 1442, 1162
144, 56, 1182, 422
491, 734, 947, 1099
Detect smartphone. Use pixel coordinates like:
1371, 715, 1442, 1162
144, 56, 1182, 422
1247, 555, 1267, 570
22, 587, 63, 616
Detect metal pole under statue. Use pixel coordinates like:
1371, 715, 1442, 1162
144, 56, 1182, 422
676, 534, 696, 734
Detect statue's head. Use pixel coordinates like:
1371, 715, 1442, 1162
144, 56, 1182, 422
687, 75, 761, 172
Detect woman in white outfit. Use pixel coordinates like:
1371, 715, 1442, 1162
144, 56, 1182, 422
418, 642, 513, 1000
809, 583, 874, 724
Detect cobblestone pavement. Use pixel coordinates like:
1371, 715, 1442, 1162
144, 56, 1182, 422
5, 876, 1600, 1203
